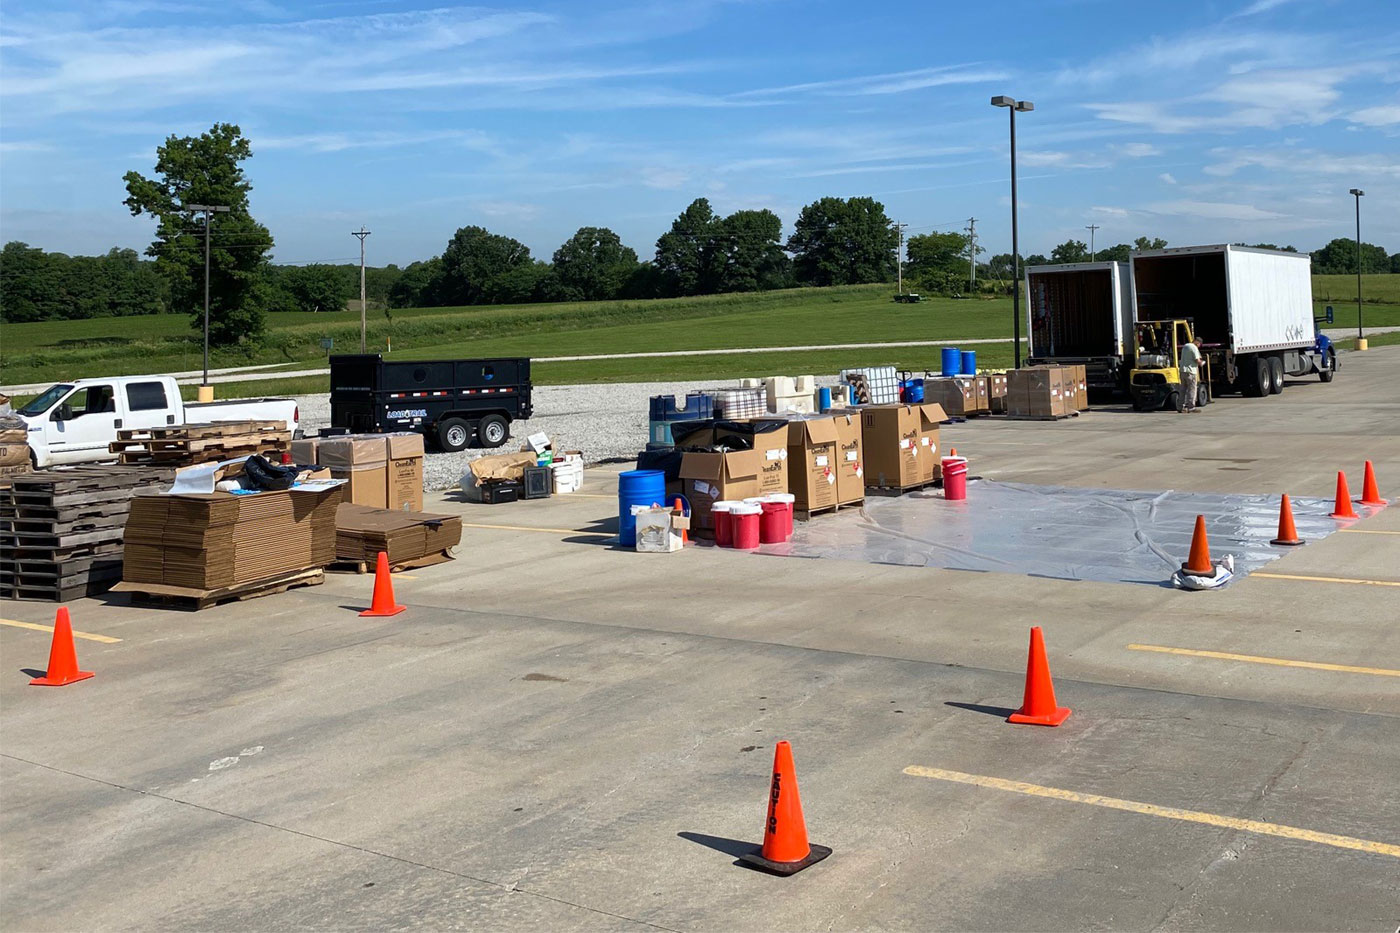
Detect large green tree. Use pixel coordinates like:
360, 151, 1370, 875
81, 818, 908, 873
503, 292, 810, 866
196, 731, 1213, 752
1050, 239, 1090, 264
716, 209, 790, 292
123, 123, 273, 346
285, 264, 352, 313
1311, 237, 1390, 275
553, 226, 639, 301
388, 258, 444, 308
786, 196, 897, 286
905, 231, 973, 285
0, 242, 167, 323
655, 198, 723, 296
437, 225, 533, 305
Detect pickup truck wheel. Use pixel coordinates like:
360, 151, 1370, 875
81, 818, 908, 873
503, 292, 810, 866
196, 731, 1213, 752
1268, 356, 1285, 395
1319, 349, 1336, 383
436, 418, 471, 453
478, 414, 509, 448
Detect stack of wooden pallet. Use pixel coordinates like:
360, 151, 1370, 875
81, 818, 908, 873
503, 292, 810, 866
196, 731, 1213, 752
109, 421, 290, 467
0, 465, 172, 601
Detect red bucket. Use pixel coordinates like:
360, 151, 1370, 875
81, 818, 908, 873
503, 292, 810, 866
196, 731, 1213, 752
711, 501, 738, 547
730, 504, 762, 549
764, 493, 795, 537
941, 456, 968, 500
759, 501, 787, 544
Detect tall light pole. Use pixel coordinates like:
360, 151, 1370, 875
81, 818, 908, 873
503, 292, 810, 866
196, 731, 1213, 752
352, 227, 372, 352
185, 204, 230, 393
991, 95, 1034, 368
1086, 224, 1099, 262
1349, 188, 1365, 348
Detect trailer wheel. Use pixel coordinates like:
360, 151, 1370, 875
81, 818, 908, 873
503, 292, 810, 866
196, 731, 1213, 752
477, 414, 509, 448
437, 417, 471, 452
1319, 348, 1336, 383
1268, 356, 1284, 395
1245, 357, 1269, 397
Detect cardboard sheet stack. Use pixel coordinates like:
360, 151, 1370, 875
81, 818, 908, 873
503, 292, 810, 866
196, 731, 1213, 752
335, 503, 462, 564
121, 483, 343, 591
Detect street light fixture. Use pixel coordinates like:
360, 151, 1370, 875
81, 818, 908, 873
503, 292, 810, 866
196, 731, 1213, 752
185, 203, 231, 394
992, 96, 1034, 368
1349, 188, 1365, 348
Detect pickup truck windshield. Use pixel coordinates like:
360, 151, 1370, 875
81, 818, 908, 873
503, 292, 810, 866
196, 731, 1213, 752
17, 384, 72, 416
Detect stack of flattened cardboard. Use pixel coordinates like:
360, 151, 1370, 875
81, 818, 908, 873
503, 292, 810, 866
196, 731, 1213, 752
335, 503, 462, 564
121, 484, 343, 591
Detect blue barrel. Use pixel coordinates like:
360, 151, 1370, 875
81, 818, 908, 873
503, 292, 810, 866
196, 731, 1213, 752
941, 347, 962, 376
961, 350, 977, 375
908, 378, 925, 403
817, 386, 832, 412
618, 469, 666, 547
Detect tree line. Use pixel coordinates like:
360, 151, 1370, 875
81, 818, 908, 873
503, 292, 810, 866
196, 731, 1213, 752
2, 122, 1396, 344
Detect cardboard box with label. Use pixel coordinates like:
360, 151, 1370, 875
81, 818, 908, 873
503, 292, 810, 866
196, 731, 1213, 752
385, 432, 425, 511
290, 437, 320, 465
680, 448, 761, 538
973, 376, 991, 413
786, 417, 840, 513
916, 402, 947, 483
830, 411, 864, 505
319, 434, 388, 509
925, 377, 977, 416
1070, 363, 1088, 410
747, 426, 790, 496
860, 404, 922, 488
1008, 367, 1069, 418
988, 373, 1009, 413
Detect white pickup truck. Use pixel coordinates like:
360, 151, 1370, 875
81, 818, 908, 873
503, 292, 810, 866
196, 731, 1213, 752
13, 375, 300, 468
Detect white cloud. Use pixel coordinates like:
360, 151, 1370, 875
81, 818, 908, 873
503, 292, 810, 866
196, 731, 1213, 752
471, 200, 541, 221
256, 129, 499, 154
1228, 0, 1305, 18
640, 166, 689, 190
734, 64, 1008, 99
1348, 104, 1400, 127
1019, 150, 1110, 169
1057, 31, 1305, 86
1145, 199, 1287, 221
1159, 173, 1178, 184
1113, 142, 1162, 158
1091, 205, 1130, 217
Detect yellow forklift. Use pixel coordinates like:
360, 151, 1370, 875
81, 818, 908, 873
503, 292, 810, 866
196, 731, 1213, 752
1129, 319, 1211, 412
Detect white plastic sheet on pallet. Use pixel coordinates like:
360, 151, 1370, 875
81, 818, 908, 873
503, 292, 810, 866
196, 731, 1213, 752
759, 481, 1368, 586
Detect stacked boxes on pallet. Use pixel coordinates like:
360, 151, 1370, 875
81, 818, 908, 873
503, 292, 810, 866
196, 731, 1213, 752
334, 503, 462, 564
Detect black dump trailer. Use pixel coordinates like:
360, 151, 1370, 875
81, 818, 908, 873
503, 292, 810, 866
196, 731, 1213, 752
329, 354, 533, 452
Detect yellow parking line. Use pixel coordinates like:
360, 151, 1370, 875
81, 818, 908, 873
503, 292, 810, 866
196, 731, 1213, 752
1126, 643, 1400, 677
1339, 528, 1400, 535
1252, 572, 1400, 587
903, 766, 1400, 858
0, 618, 121, 644
462, 522, 611, 537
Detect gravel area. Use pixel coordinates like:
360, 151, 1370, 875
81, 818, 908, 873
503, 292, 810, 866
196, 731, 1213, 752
295, 377, 837, 491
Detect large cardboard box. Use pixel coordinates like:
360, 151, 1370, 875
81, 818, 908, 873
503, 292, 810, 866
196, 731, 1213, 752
1071, 364, 1088, 410
830, 411, 864, 505
320, 434, 389, 508
680, 449, 762, 538
973, 376, 990, 413
786, 417, 840, 512
988, 373, 1009, 413
925, 377, 977, 416
860, 404, 921, 488
916, 403, 947, 483
290, 437, 319, 465
385, 432, 425, 511
748, 426, 790, 496
1008, 367, 1068, 418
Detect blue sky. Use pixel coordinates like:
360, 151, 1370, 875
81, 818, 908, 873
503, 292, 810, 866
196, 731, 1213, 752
1, 0, 1397, 267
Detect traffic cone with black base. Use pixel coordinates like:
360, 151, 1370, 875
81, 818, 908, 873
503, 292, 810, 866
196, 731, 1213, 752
359, 551, 406, 617
30, 607, 94, 687
1330, 472, 1358, 520
1359, 461, 1386, 507
1270, 494, 1304, 547
1007, 626, 1071, 726
738, 740, 831, 876
1181, 515, 1213, 574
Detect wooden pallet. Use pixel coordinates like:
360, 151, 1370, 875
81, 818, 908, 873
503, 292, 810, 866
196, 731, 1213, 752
864, 479, 938, 497
111, 422, 289, 466
794, 499, 864, 521
110, 568, 325, 611
1004, 411, 1080, 422
118, 420, 286, 442
327, 549, 455, 575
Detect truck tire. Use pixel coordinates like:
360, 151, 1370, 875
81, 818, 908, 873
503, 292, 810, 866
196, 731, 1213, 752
1245, 356, 1269, 397
436, 417, 471, 452
477, 414, 509, 448
1268, 356, 1284, 395
1320, 348, 1336, 383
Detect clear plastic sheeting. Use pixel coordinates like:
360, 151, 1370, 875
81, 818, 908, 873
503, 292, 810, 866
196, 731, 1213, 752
760, 481, 1361, 586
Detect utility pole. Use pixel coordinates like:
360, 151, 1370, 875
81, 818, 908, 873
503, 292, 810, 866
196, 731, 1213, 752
1085, 224, 1099, 262
352, 227, 372, 353
966, 217, 977, 285
185, 204, 230, 395
892, 222, 908, 295
1349, 189, 1365, 347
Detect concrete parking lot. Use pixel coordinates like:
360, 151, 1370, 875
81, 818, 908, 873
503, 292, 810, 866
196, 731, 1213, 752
3, 348, 1398, 931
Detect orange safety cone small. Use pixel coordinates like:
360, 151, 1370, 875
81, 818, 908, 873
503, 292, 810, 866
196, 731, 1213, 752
1181, 515, 1214, 574
949, 447, 958, 457
1359, 461, 1386, 507
1330, 472, 1358, 520
674, 497, 688, 545
738, 740, 832, 876
1007, 626, 1071, 726
359, 551, 406, 617
30, 607, 95, 687
1270, 494, 1304, 547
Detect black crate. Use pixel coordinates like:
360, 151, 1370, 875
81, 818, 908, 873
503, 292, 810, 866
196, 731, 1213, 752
522, 466, 552, 499
480, 481, 521, 504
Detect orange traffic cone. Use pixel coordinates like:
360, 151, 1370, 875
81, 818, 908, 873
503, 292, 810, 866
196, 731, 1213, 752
1330, 472, 1358, 520
1359, 461, 1386, 507
674, 497, 688, 545
738, 740, 832, 876
30, 607, 95, 687
949, 447, 958, 457
1007, 626, 1071, 726
1181, 515, 1214, 574
1270, 494, 1304, 547
359, 551, 406, 617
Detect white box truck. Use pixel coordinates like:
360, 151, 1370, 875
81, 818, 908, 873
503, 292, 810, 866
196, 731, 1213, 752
1024, 261, 1134, 395
1129, 244, 1336, 402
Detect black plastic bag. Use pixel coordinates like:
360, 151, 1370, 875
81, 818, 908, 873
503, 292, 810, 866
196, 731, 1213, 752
242, 453, 299, 491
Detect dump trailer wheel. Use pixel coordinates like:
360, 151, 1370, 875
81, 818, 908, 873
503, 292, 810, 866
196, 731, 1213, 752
477, 414, 509, 448
1320, 348, 1337, 383
1268, 356, 1285, 395
437, 417, 471, 452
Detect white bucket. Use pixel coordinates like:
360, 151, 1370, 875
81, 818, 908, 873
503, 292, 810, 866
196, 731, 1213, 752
551, 458, 584, 494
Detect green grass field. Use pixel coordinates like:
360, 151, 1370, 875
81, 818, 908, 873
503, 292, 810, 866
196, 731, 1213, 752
5, 275, 1400, 397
